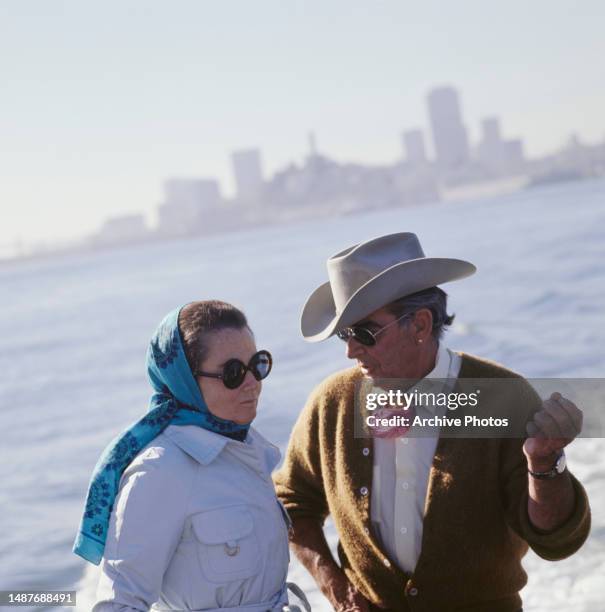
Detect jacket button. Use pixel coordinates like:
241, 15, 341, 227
409, 587, 419, 596
360, 486, 369, 496
362, 447, 370, 456
224, 541, 240, 556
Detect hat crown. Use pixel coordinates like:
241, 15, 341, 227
327, 233, 425, 313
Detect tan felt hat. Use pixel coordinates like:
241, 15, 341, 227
300, 232, 476, 342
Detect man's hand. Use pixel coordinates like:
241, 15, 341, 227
323, 566, 370, 612
523, 392, 583, 467
522, 392, 581, 531
289, 517, 370, 612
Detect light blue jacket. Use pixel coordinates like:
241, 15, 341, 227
93, 425, 291, 611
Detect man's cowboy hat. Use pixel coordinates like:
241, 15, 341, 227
301, 232, 476, 342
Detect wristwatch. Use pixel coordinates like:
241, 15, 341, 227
528, 450, 567, 480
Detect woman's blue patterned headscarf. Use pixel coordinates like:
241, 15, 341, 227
73, 305, 250, 565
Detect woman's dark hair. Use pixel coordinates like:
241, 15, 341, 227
386, 286, 455, 341
178, 300, 249, 374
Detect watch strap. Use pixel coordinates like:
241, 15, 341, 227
528, 451, 565, 480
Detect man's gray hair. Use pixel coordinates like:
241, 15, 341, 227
385, 286, 455, 341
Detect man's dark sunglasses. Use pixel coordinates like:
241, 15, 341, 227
196, 350, 273, 389
336, 313, 413, 347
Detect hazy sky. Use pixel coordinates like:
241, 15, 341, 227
2, 0, 604, 247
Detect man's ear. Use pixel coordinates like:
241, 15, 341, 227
413, 308, 433, 339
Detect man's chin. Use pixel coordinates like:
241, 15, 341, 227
358, 364, 377, 378
358, 365, 393, 385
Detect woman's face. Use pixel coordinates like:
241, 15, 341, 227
196, 326, 262, 425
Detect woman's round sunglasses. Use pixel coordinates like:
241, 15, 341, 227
336, 313, 413, 347
196, 350, 273, 389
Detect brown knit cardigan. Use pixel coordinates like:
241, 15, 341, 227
273, 353, 591, 612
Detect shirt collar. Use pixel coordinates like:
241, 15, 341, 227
415, 342, 454, 414
427, 342, 452, 380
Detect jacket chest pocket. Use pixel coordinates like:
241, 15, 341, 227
191, 505, 260, 583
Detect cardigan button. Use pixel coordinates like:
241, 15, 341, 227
360, 486, 369, 496
408, 587, 418, 596
362, 447, 370, 456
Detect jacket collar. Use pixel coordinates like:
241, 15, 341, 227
163, 424, 281, 472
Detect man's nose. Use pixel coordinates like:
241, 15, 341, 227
346, 337, 364, 360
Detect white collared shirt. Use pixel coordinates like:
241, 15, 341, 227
92, 425, 290, 611
370, 343, 462, 573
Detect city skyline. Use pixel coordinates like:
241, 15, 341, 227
5, 79, 605, 260
2, 1, 605, 251
64, 81, 605, 254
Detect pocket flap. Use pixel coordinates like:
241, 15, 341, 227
191, 505, 254, 544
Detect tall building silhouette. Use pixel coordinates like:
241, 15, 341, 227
163, 178, 222, 209
231, 149, 264, 201
158, 178, 222, 236
427, 86, 470, 171
481, 117, 501, 144
477, 117, 503, 171
402, 129, 427, 165
477, 116, 525, 175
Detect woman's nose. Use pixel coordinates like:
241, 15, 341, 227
241, 369, 260, 389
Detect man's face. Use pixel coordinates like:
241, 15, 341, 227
344, 305, 420, 379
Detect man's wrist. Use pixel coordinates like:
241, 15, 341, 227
526, 451, 560, 472
527, 450, 567, 479
319, 565, 364, 609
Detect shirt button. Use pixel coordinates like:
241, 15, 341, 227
401, 482, 409, 490
409, 587, 419, 596
362, 447, 370, 456
360, 486, 369, 496
400, 527, 408, 534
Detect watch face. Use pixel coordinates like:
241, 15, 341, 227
555, 452, 567, 474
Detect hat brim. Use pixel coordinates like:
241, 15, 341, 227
300, 257, 476, 342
